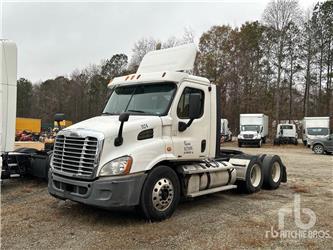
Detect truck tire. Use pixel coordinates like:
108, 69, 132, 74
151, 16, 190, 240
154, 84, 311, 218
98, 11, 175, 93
237, 159, 263, 193
238, 142, 242, 147
262, 155, 283, 189
303, 140, 307, 146
262, 137, 266, 144
139, 165, 180, 221
294, 138, 298, 145
313, 144, 324, 154
257, 139, 262, 148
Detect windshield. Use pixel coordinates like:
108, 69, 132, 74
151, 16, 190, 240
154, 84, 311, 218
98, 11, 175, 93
103, 82, 176, 116
280, 125, 293, 130
241, 125, 260, 132
307, 128, 329, 136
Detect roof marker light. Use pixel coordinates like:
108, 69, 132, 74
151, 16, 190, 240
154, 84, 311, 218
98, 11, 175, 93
136, 74, 141, 79
130, 75, 136, 80
125, 76, 130, 80
162, 72, 166, 77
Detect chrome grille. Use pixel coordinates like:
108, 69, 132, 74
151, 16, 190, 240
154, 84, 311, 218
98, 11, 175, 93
52, 135, 99, 177
243, 134, 254, 139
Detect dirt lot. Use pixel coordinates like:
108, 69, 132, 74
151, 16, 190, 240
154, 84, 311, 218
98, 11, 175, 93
1, 143, 332, 249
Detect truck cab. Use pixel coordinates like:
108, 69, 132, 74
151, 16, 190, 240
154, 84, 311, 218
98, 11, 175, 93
48, 44, 287, 221
274, 123, 298, 145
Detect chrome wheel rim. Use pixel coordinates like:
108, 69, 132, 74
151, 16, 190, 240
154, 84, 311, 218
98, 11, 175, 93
152, 178, 174, 211
250, 164, 261, 187
271, 161, 281, 183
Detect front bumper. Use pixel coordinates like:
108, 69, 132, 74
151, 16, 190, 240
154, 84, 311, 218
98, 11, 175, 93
238, 139, 261, 145
48, 170, 147, 208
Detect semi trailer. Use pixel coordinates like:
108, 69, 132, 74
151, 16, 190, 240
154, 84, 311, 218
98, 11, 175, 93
1, 40, 56, 180
237, 114, 269, 147
48, 44, 287, 221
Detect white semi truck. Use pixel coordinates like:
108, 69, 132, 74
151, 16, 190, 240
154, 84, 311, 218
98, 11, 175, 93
48, 44, 287, 221
302, 117, 330, 146
237, 114, 269, 148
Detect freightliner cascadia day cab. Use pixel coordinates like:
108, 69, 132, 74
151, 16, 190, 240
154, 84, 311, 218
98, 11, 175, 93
48, 44, 287, 221
302, 117, 330, 146
237, 114, 269, 148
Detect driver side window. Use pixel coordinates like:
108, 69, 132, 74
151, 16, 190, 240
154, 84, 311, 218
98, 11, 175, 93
177, 87, 204, 119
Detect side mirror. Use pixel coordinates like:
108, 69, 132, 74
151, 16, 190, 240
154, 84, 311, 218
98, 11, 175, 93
115, 112, 130, 146
54, 113, 66, 122
188, 93, 202, 119
119, 112, 130, 122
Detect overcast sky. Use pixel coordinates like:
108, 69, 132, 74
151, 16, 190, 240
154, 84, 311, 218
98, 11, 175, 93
2, 0, 317, 83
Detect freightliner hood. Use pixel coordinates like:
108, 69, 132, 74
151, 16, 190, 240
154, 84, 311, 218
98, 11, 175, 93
63, 115, 162, 139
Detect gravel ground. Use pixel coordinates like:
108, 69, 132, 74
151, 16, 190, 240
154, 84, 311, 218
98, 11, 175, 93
1, 143, 333, 249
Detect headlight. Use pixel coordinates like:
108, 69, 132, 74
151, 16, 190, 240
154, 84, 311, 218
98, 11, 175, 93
99, 156, 132, 176
238, 135, 243, 139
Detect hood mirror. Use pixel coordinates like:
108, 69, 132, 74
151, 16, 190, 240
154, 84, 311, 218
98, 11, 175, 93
115, 112, 130, 146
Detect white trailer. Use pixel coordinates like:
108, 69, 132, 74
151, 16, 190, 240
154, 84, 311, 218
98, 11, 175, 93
237, 114, 269, 148
302, 117, 330, 146
1, 40, 53, 180
48, 44, 287, 221
0, 40, 17, 178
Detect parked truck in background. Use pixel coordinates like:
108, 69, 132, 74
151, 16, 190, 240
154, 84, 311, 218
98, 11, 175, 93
274, 123, 298, 145
237, 114, 269, 148
48, 45, 287, 221
302, 117, 330, 146
221, 118, 232, 142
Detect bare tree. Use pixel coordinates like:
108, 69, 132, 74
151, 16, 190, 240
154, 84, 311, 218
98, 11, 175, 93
262, 0, 302, 122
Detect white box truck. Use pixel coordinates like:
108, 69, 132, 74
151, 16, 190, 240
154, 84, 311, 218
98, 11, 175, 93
48, 44, 287, 221
238, 114, 269, 148
302, 117, 330, 146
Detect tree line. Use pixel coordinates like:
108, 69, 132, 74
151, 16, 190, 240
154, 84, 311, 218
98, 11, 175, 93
17, 0, 332, 133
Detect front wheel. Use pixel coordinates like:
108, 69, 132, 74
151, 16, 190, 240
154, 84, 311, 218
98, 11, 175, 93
313, 144, 324, 154
139, 166, 180, 221
257, 139, 262, 148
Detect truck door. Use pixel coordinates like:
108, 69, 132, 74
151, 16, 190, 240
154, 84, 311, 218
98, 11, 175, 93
170, 82, 210, 160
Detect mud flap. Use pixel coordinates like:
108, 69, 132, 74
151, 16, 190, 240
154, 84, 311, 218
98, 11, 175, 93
281, 164, 287, 183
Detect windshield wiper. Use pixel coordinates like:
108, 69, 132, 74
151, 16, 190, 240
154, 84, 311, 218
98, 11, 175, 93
127, 109, 146, 113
